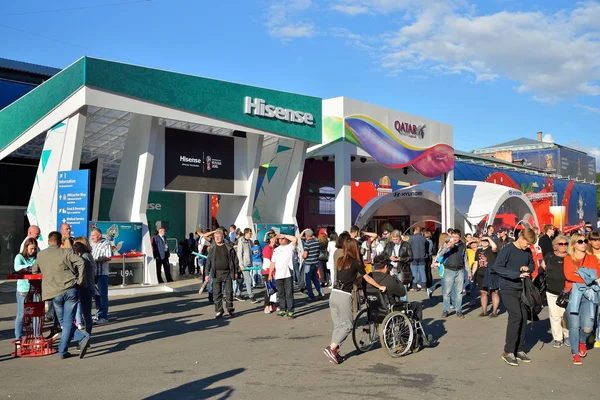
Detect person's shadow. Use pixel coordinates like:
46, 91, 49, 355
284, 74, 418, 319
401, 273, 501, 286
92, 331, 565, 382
143, 368, 245, 399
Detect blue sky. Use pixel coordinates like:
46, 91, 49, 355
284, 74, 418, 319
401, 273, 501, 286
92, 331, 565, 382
1, 0, 599, 165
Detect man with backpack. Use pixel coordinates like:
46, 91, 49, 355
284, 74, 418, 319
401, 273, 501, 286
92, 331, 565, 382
491, 228, 537, 366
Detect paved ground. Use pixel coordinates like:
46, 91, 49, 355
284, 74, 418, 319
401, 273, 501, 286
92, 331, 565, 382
1, 281, 599, 400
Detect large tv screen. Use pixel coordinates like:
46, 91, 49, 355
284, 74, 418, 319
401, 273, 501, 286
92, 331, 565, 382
164, 128, 235, 193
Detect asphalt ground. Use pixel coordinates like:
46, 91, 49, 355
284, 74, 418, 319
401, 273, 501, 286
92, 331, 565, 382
1, 281, 599, 400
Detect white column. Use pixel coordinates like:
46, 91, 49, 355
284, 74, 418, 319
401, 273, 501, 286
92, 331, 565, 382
335, 142, 352, 233
26, 111, 87, 247
110, 114, 160, 284
91, 157, 104, 222
185, 192, 202, 234
281, 140, 308, 228
441, 170, 455, 232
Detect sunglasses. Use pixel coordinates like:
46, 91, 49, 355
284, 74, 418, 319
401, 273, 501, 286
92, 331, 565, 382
576, 239, 589, 245
557, 242, 568, 246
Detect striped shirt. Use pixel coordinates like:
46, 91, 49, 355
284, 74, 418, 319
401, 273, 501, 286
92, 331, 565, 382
303, 238, 320, 265
91, 239, 112, 276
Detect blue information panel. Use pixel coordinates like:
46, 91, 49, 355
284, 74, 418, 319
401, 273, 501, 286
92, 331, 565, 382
57, 170, 90, 238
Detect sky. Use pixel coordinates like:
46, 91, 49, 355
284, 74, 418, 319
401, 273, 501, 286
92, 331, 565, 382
1, 0, 599, 166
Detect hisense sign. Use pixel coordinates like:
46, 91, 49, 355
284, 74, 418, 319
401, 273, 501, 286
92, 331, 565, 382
244, 97, 315, 126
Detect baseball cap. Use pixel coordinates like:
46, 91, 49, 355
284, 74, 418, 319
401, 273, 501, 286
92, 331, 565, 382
497, 227, 507, 233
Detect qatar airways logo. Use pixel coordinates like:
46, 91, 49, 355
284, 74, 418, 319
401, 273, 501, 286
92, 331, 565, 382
394, 121, 425, 139
244, 97, 314, 126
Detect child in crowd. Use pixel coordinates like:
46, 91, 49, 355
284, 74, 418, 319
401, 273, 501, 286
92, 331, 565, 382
252, 240, 263, 287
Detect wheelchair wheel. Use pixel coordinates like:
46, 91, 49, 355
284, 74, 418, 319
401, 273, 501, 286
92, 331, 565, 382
352, 308, 378, 352
379, 311, 414, 358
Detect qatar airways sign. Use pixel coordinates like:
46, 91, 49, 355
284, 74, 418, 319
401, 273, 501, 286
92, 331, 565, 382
394, 120, 425, 139
244, 97, 315, 126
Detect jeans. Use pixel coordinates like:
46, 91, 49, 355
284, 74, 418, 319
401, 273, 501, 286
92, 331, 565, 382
53, 288, 89, 356
442, 269, 464, 314
597, 305, 600, 342
305, 263, 322, 299
501, 289, 528, 354
276, 277, 294, 312
15, 291, 26, 340
76, 286, 94, 335
94, 275, 109, 320
410, 262, 426, 288
568, 296, 595, 355
241, 269, 254, 298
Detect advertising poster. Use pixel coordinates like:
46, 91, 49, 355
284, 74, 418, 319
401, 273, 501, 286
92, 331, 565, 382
57, 170, 90, 238
255, 223, 297, 242
512, 149, 559, 173
89, 221, 143, 256
558, 148, 596, 182
164, 127, 234, 193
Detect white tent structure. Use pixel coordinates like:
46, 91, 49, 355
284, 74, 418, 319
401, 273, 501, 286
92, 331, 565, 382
356, 180, 539, 233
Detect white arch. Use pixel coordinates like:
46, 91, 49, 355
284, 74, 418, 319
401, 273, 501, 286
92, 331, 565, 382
487, 190, 539, 230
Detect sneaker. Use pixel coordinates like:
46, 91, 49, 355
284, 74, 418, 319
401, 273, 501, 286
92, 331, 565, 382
59, 352, 72, 360
228, 311, 235, 318
579, 342, 587, 358
46, 327, 61, 340
215, 311, 224, 319
516, 351, 531, 363
234, 296, 245, 302
449, 305, 455, 311
426, 288, 433, 298
573, 354, 583, 365
277, 311, 286, 317
441, 312, 449, 319
264, 306, 272, 314
456, 313, 465, 319
478, 312, 488, 317
250, 297, 260, 304
287, 312, 294, 320
553, 340, 563, 348
565, 338, 571, 347
94, 318, 109, 325
77, 323, 85, 331
594, 341, 600, 348
79, 336, 90, 359
501, 352, 518, 366
323, 346, 339, 364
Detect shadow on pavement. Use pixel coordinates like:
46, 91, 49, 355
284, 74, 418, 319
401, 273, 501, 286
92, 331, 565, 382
143, 367, 245, 400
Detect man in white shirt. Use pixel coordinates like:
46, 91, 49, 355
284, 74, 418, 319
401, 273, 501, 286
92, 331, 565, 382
269, 233, 298, 319
91, 228, 112, 324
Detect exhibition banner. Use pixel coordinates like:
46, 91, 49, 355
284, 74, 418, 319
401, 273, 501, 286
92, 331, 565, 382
164, 128, 235, 193
57, 170, 90, 238
89, 221, 143, 256
255, 223, 297, 242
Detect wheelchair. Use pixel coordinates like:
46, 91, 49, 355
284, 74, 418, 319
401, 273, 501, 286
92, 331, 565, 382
352, 289, 432, 357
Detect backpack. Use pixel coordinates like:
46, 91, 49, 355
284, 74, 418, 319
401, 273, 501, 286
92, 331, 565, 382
521, 276, 543, 323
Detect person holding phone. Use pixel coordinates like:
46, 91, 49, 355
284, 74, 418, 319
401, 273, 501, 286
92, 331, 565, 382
491, 228, 537, 366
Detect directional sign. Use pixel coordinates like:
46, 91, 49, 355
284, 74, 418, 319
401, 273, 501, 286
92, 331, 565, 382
57, 170, 90, 238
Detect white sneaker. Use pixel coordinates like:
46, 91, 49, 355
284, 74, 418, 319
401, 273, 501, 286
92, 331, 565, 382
77, 324, 85, 331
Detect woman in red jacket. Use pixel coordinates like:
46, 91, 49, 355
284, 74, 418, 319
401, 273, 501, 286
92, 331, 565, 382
564, 233, 600, 365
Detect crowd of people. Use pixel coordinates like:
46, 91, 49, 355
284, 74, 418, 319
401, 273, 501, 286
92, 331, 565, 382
13, 223, 113, 359
13, 218, 600, 367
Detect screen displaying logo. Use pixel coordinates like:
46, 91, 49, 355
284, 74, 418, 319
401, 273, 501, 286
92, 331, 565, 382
394, 121, 425, 139
164, 128, 234, 193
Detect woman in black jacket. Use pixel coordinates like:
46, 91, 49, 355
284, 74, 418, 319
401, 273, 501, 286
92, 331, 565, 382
543, 234, 570, 348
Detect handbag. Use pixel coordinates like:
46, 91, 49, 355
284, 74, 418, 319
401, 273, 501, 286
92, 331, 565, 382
266, 279, 277, 297
555, 289, 570, 308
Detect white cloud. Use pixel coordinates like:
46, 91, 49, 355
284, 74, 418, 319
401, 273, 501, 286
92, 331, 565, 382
328, 1, 600, 101
330, 4, 371, 15
568, 141, 600, 170
542, 134, 555, 143
266, 0, 316, 40
576, 104, 600, 114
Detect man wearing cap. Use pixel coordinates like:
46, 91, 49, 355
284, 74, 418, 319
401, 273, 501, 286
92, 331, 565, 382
538, 224, 555, 258
495, 227, 513, 251
300, 228, 324, 301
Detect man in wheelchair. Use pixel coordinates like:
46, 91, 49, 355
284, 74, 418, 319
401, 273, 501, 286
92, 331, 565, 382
356, 254, 431, 357
367, 255, 423, 322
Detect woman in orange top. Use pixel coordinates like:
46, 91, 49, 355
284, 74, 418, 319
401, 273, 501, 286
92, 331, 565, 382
563, 233, 600, 365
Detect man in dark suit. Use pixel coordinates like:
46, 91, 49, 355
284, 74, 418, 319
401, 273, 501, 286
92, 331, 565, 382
152, 227, 173, 283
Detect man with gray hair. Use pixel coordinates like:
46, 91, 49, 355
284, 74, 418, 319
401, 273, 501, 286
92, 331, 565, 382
205, 229, 240, 318
383, 230, 413, 288
301, 228, 324, 301
90, 227, 112, 324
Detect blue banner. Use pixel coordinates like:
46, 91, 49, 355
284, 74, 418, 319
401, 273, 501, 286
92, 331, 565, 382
89, 221, 143, 256
57, 170, 90, 238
